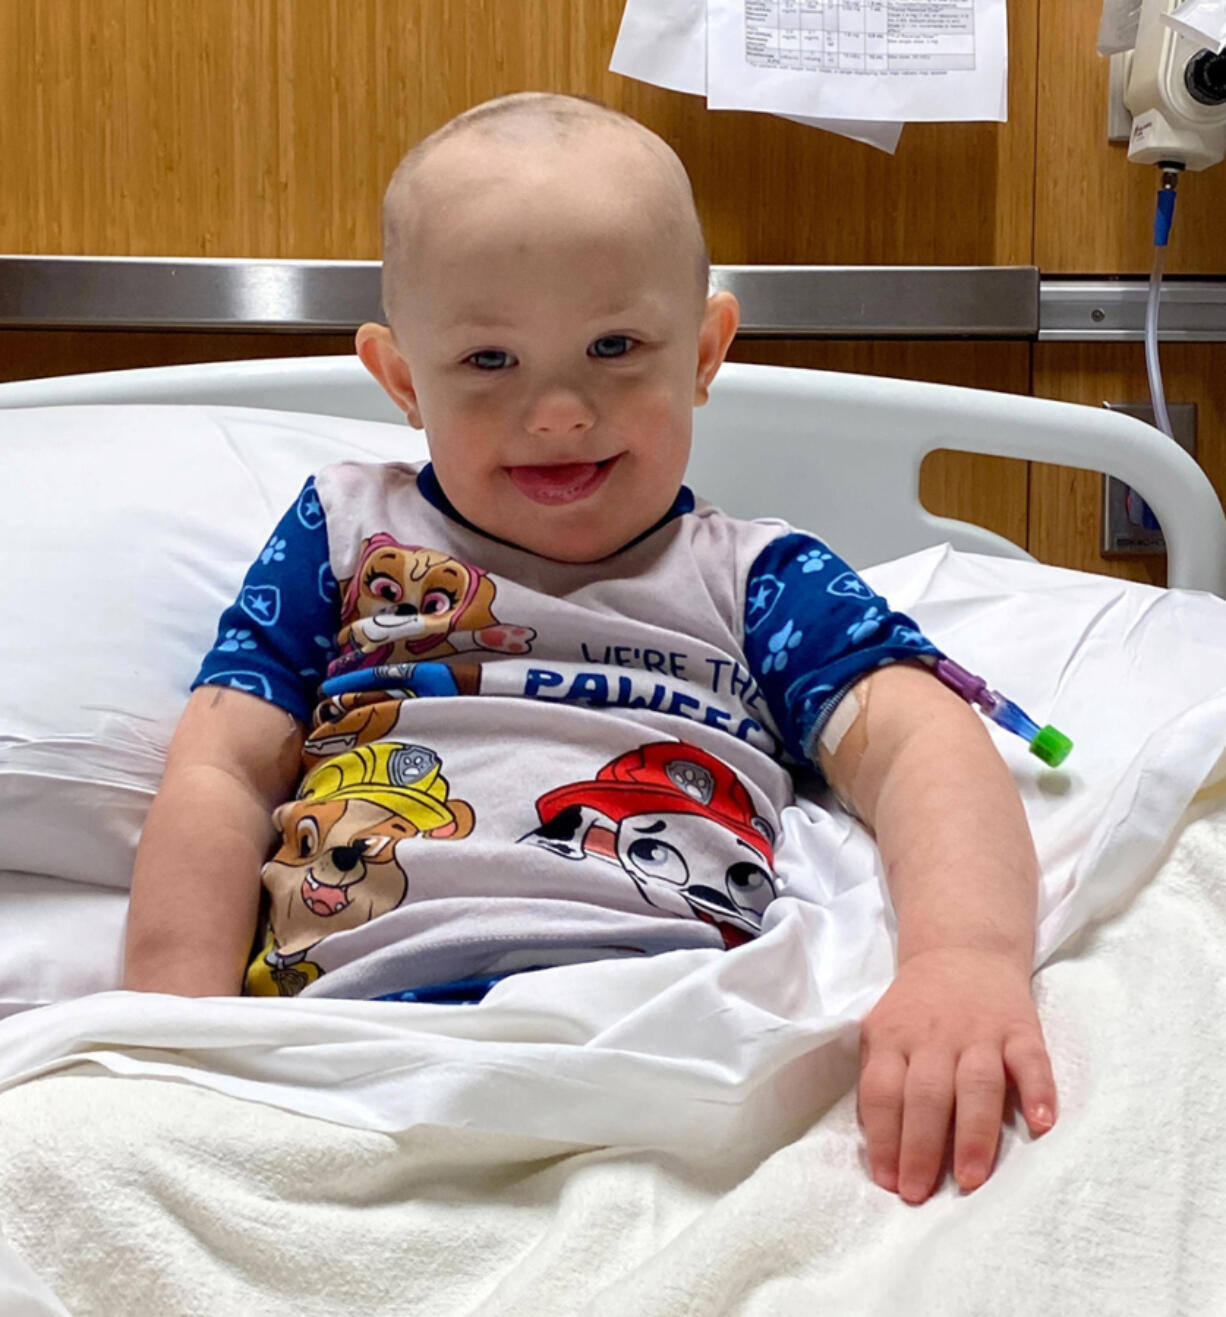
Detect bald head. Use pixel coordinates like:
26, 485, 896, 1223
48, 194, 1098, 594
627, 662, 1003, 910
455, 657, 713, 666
379, 93, 711, 330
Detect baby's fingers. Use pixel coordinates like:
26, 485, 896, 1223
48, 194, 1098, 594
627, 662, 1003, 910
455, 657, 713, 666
953, 1046, 1006, 1191
1004, 1028, 1058, 1136
857, 1051, 907, 1193
897, 1052, 955, 1204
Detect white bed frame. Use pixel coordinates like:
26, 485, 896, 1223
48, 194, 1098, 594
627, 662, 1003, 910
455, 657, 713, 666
2, 355, 1223, 593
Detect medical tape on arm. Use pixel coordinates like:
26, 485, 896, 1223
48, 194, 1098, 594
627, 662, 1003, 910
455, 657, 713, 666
818, 675, 877, 817
819, 675, 874, 758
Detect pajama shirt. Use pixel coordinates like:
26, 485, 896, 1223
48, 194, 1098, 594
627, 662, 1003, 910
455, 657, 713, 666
195, 461, 940, 999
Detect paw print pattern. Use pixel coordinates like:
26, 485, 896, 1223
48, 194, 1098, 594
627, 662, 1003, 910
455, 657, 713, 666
762, 619, 804, 673
260, 536, 287, 566
892, 626, 927, 647
476, 624, 536, 655
219, 628, 258, 653
847, 608, 884, 644
798, 548, 833, 574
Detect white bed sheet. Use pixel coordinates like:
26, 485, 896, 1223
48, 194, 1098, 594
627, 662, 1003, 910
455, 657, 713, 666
4, 792, 1225, 1314
1, 546, 1226, 1309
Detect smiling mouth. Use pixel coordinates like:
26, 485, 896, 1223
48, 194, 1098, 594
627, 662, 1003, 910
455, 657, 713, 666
505, 455, 621, 506
301, 872, 354, 917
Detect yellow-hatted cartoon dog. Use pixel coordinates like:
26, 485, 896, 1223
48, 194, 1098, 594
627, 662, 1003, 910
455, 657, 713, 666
248, 741, 474, 995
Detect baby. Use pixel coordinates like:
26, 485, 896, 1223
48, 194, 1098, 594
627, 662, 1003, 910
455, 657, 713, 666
123, 92, 1056, 1204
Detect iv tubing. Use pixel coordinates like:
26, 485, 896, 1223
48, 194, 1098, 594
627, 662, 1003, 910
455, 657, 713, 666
1144, 169, 1180, 441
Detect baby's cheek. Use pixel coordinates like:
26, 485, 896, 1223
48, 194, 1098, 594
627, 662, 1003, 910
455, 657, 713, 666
637, 397, 694, 464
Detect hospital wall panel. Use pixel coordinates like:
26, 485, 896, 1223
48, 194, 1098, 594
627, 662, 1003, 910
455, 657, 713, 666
12, 0, 1226, 584
0, 330, 354, 384
1034, 0, 1226, 274
0, 0, 1037, 267
1031, 342, 1226, 587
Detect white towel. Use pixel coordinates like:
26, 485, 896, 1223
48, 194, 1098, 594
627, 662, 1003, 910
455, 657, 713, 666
3, 791, 1224, 1314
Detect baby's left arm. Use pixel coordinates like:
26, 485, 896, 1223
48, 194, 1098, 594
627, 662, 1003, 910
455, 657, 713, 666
818, 661, 1057, 1205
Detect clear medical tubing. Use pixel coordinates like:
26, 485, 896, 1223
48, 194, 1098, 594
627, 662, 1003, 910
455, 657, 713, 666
931, 658, 1073, 767
1145, 170, 1181, 441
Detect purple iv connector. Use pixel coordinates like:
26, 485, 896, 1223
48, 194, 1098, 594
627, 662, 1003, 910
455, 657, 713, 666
932, 658, 1072, 767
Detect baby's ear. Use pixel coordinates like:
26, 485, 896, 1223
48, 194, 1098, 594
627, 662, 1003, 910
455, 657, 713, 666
355, 323, 424, 428
693, 291, 740, 408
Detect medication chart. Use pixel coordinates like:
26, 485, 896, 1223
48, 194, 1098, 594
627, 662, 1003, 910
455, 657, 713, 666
708, 0, 1008, 121
742, 2, 977, 76
610, 0, 905, 151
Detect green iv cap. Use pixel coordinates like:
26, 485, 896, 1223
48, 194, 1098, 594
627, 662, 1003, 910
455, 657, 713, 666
1030, 725, 1073, 768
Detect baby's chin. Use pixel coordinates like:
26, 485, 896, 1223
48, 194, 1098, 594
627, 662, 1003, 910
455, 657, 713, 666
495, 513, 665, 563
449, 476, 679, 562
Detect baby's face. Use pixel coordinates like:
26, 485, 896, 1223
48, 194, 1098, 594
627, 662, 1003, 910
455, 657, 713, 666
363, 130, 736, 562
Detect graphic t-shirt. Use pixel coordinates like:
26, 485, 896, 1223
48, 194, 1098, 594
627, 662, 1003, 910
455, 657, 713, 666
194, 461, 940, 999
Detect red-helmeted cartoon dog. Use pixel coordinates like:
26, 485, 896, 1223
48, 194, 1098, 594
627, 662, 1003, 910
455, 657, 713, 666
519, 742, 777, 948
334, 536, 535, 670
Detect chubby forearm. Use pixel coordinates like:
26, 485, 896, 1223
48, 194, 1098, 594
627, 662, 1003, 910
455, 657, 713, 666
123, 688, 304, 997
123, 764, 276, 995
821, 662, 1053, 1202
874, 709, 1036, 969
822, 663, 1038, 969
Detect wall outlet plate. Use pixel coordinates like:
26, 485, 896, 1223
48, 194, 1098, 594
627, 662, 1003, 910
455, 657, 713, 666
1101, 401, 1198, 556
1108, 51, 1134, 142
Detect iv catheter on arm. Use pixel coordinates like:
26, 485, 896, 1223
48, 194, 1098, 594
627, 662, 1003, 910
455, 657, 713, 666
931, 658, 1074, 768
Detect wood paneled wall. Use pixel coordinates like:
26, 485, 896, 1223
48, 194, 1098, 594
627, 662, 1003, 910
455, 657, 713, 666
1028, 1, 1226, 585
3, 0, 1225, 586
1035, 0, 1226, 273
0, 0, 1037, 264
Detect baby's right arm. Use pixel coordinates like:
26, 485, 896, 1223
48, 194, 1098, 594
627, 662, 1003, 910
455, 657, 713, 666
122, 686, 304, 996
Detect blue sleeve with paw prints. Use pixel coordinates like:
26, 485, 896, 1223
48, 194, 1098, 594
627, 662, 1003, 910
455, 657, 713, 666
191, 477, 340, 725
743, 532, 943, 765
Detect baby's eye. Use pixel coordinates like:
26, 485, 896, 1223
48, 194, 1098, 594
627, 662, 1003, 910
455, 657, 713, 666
465, 349, 514, 371
589, 335, 633, 359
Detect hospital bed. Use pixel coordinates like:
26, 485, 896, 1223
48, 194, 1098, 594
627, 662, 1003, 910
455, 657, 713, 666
1, 357, 1226, 1315
1, 354, 1223, 588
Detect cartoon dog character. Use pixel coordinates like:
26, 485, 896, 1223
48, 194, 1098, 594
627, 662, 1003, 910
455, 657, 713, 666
302, 664, 485, 769
333, 535, 535, 671
249, 741, 475, 995
519, 742, 777, 948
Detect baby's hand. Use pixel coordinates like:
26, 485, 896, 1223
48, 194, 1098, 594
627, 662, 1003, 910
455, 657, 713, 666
857, 947, 1056, 1204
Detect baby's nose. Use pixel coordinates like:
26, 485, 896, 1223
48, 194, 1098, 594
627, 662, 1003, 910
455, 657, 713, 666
524, 385, 596, 437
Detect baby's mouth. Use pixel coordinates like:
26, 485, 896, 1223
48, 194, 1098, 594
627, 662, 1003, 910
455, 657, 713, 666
504, 455, 620, 506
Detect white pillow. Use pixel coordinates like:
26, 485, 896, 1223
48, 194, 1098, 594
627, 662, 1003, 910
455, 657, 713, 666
0, 403, 426, 891
0, 872, 128, 1017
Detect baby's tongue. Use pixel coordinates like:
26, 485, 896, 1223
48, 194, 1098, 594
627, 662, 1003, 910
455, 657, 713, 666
506, 462, 604, 506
